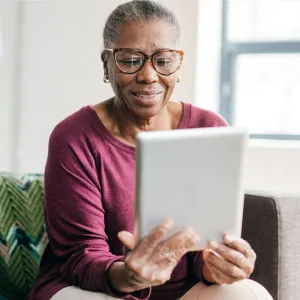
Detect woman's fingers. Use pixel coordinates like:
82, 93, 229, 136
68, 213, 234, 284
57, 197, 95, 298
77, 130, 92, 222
154, 227, 199, 264
208, 241, 254, 276
223, 235, 257, 273
203, 236, 256, 285
224, 235, 256, 262
205, 260, 238, 284
122, 221, 200, 288
125, 223, 198, 286
118, 231, 136, 250
205, 249, 248, 279
135, 219, 174, 255
147, 227, 199, 282
124, 219, 175, 283
162, 227, 199, 256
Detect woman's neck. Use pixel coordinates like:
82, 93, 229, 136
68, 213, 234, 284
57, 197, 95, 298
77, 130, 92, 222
93, 98, 182, 147
107, 99, 174, 146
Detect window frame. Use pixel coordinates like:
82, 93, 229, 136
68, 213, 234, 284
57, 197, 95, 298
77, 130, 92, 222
220, 0, 300, 140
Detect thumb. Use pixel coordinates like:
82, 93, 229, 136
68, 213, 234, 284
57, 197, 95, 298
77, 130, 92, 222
203, 248, 221, 261
118, 231, 136, 250
202, 249, 212, 261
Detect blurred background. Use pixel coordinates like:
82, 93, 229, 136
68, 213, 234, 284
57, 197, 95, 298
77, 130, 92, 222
1, 0, 300, 194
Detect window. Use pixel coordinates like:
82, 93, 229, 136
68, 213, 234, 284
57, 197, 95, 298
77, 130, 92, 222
220, 0, 300, 139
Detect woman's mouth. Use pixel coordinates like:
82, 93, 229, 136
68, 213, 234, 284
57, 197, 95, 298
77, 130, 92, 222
130, 91, 163, 106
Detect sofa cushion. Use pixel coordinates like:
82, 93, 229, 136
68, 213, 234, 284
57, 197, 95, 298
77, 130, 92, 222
0, 174, 47, 300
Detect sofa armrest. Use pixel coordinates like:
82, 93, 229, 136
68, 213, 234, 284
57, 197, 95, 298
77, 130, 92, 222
242, 194, 279, 300
242, 194, 300, 300
274, 195, 300, 300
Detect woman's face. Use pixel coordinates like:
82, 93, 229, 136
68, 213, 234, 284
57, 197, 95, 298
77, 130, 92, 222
103, 20, 181, 120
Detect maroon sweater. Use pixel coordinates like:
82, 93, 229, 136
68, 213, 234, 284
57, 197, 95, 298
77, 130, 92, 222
29, 102, 227, 300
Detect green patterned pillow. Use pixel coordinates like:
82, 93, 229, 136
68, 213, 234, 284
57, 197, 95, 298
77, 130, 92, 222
0, 173, 47, 300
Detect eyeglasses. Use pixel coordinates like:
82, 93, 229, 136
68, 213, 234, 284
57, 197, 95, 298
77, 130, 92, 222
103, 48, 184, 76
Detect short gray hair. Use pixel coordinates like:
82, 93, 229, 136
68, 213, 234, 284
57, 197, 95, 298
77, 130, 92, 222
103, 0, 182, 48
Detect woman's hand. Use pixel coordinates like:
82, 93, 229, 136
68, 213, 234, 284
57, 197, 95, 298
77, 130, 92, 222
113, 219, 199, 293
202, 235, 256, 285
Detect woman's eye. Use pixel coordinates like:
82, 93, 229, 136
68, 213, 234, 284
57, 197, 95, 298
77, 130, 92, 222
157, 59, 172, 66
120, 59, 141, 65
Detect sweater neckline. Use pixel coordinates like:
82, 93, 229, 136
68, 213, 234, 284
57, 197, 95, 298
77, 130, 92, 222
87, 102, 191, 155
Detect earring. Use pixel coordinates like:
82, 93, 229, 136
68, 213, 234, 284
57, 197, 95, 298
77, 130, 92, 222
103, 74, 110, 83
177, 75, 182, 83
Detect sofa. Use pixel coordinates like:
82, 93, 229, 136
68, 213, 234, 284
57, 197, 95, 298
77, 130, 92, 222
0, 173, 299, 300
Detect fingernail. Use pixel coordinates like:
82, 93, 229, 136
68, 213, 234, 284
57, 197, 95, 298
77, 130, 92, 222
225, 235, 234, 243
211, 250, 222, 258
118, 231, 133, 239
185, 227, 195, 238
209, 241, 218, 249
202, 249, 210, 259
164, 219, 174, 229
193, 235, 200, 243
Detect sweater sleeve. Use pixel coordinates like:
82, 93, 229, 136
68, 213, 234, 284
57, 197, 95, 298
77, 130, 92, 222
188, 251, 215, 286
44, 124, 151, 300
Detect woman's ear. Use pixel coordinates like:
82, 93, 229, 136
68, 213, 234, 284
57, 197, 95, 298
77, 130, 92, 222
101, 50, 107, 62
102, 50, 110, 67
101, 51, 109, 75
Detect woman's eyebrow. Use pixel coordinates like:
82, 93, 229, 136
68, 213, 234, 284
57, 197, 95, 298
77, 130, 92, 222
130, 47, 174, 52
153, 48, 173, 51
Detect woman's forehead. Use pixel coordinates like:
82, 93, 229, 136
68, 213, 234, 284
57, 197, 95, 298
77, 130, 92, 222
115, 20, 179, 51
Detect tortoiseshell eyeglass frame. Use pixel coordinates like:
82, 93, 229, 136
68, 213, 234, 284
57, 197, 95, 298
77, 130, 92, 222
102, 48, 184, 76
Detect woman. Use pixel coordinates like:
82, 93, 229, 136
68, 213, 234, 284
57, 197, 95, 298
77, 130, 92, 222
29, 1, 273, 299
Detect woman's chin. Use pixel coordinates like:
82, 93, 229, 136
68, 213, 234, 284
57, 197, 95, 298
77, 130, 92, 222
126, 95, 165, 119
131, 102, 165, 120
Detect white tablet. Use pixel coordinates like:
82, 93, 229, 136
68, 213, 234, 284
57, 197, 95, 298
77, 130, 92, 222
135, 127, 248, 251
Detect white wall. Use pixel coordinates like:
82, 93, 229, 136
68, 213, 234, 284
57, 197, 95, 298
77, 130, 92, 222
17, 0, 118, 172
16, 0, 199, 173
0, 0, 19, 171
195, 0, 222, 111
245, 140, 300, 197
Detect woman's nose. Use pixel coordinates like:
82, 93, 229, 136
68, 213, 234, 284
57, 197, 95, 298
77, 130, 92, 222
136, 59, 159, 83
